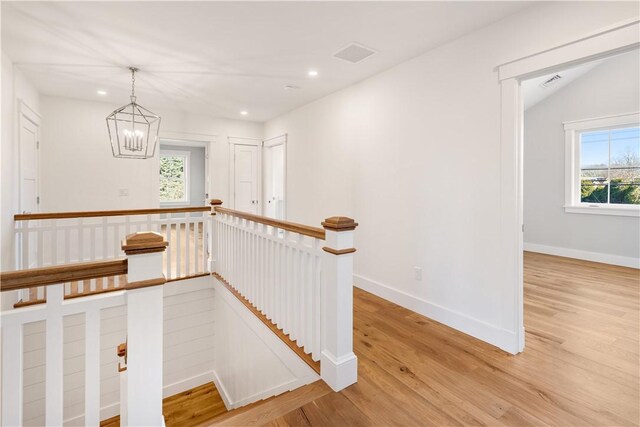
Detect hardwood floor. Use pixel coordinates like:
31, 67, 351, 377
208, 252, 639, 426
101, 382, 227, 427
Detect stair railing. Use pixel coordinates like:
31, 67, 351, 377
0, 231, 167, 426
13, 206, 209, 305
209, 200, 359, 391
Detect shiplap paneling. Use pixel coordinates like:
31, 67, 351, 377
20, 278, 215, 424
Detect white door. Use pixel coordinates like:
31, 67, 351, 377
20, 115, 39, 214
264, 143, 285, 219
234, 144, 259, 214
19, 112, 40, 271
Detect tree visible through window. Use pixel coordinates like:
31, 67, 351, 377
160, 152, 189, 203
580, 126, 640, 205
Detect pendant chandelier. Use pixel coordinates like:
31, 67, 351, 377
106, 67, 161, 159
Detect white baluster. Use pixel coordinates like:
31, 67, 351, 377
185, 216, 191, 276
85, 308, 101, 426
37, 223, 44, 267
46, 284, 64, 425
51, 220, 58, 266
166, 219, 173, 280
312, 241, 322, 361
102, 217, 109, 260
22, 220, 29, 269
176, 219, 182, 278
274, 234, 282, 328
283, 232, 291, 336
78, 218, 84, 262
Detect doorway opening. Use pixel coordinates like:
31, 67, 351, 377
498, 19, 639, 354
159, 139, 209, 207
520, 47, 639, 355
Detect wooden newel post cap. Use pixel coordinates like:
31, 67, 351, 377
321, 216, 358, 231
121, 232, 168, 255
210, 199, 223, 206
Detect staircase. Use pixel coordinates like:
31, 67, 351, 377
1, 199, 358, 425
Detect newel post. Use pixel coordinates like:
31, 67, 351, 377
321, 216, 358, 391
121, 232, 168, 426
209, 199, 223, 272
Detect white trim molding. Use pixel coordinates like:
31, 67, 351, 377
262, 134, 288, 219
563, 112, 640, 217
353, 275, 520, 354
498, 19, 640, 81
524, 242, 640, 269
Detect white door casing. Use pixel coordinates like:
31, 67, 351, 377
19, 105, 40, 215
18, 103, 41, 270
234, 144, 260, 214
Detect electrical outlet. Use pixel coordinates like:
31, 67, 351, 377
119, 188, 129, 197
414, 267, 423, 281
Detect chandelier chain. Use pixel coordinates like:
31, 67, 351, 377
130, 67, 136, 98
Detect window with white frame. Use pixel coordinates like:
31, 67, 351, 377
564, 113, 640, 216
159, 150, 190, 204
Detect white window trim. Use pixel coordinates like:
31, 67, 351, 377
563, 112, 640, 217
159, 149, 191, 205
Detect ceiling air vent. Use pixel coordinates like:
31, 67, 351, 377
333, 43, 377, 64
540, 74, 563, 88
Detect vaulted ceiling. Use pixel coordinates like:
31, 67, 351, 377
2, 1, 531, 121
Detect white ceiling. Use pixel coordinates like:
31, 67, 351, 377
522, 60, 604, 111
2, 1, 531, 122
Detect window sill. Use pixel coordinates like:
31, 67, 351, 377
160, 201, 191, 207
564, 204, 640, 217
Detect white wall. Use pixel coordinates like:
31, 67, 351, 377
265, 2, 640, 351
212, 278, 318, 409
39, 95, 263, 212
1, 52, 41, 273
524, 50, 640, 266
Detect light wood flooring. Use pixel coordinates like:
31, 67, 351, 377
205, 252, 640, 426
101, 382, 227, 427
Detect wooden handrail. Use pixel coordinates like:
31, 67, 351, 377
14, 206, 210, 221
0, 258, 128, 292
215, 207, 326, 240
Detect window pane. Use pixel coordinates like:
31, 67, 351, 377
580, 130, 609, 169
160, 155, 186, 202
580, 169, 608, 204
610, 126, 640, 168
610, 167, 640, 205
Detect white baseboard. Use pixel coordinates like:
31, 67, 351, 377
163, 370, 215, 398
64, 402, 119, 426
353, 274, 520, 354
524, 242, 640, 269
64, 372, 216, 425
212, 368, 318, 410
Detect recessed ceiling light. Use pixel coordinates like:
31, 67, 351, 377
240, 111, 248, 116
97, 90, 107, 95
308, 70, 318, 77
